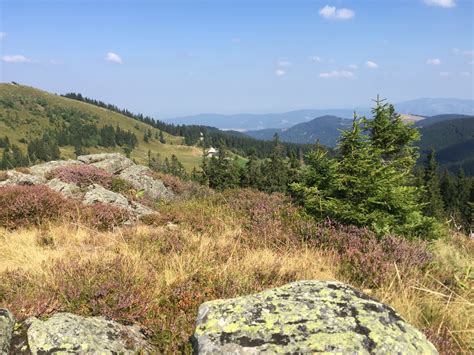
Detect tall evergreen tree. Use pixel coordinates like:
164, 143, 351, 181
422, 150, 445, 219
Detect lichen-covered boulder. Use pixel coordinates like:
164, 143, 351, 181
0, 170, 44, 186
26, 313, 154, 354
84, 184, 154, 217
47, 178, 82, 198
119, 165, 174, 201
192, 281, 438, 354
0, 309, 15, 354
78, 153, 134, 174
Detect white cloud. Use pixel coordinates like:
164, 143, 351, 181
319, 70, 355, 79
366, 60, 379, 69
349, 64, 358, 69
461, 71, 471, 77
278, 60, 292, 67
319, 5, 355, 20
2, 54, 31, 63
424, 0, 456, 8
0, 32, 6, 40
439, 72, 449, 76
105, 52, 123, 64
426, 58, 441, 65
275, 69, 286, 77
310, 56, 322, 63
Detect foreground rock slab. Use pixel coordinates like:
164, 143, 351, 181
26, 313, 154, 354
192, 281, 438, 354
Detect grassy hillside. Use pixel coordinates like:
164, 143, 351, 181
0, 83, 203, 171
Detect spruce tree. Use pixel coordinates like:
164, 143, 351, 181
422, 149, 445, 219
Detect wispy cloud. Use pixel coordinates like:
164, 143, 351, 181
232, 38, 241, 44
319, 5, 355, 20
2, 54, 31, 63
0, 32, 6, 40
310, 56, 322, 63
105, 52, 123, 64
278, 60, 292, 67
319, 70, 355, 79
348, 64, 358, 70
275, 69, 286, 77
439, 72, 449, 76
461, 71, 471, 77
426, 58, 441, 65
424, 0, 456, 8
366, 61, 379, 69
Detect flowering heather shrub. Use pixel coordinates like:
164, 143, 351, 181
223, 190, 432, 288
0, 185, 74, 229
312, 221, 432, 287
0, 185, 129, 230
81, 203, 130, 231
48, 165, 113, 188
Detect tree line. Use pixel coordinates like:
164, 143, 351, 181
62, 92, 315, 159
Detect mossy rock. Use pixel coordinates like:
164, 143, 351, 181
192, 281, 438, 354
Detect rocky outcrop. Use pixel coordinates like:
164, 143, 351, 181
0, 153, 174, 221
47, 178, 81, 198
3, 311, 155, 354
28, 160, 83, 180
0, 170, 43, 186
119, 165, 174, 201
84, 184, 154, 217
192, 281, 438, 354
78, 153, 134, 174
0, 309, 15, 354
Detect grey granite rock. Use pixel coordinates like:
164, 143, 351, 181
192, 280, 438, 354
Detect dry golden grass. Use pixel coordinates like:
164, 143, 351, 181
0, 190, 472, 353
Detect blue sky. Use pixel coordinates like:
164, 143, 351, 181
1, 0, 473, 117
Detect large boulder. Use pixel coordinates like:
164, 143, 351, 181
47, 178, 82, 198
84, 184, 154, 217
26, 313, 154, 354
192, 281, 438, 354
0, 309, 15, 354
119, 165, 174, 201
78, 153, 134, 174
29, 160, 83, 180
0, 170, 43, 186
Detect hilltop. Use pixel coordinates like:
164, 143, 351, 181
0, 83, 202, 171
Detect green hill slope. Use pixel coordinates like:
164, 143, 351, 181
0, 83, 203, 170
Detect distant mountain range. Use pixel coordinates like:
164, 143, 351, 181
164, 98, 474, 131
245, 116, 352, 147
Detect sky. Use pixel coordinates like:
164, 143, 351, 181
1, 0, 473, 117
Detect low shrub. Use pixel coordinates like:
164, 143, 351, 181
312, 221, 432, 287
110, 177, 133, 194
81, 203, 130, 231
0, 185, 74, 229
0, 171, 8, 181
48, 165, 113, 188
149, 172, 212, 200
0, 185, 129, 230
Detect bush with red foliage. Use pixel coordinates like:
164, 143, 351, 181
0, 185, 74, 229
48, 165, 113, 188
